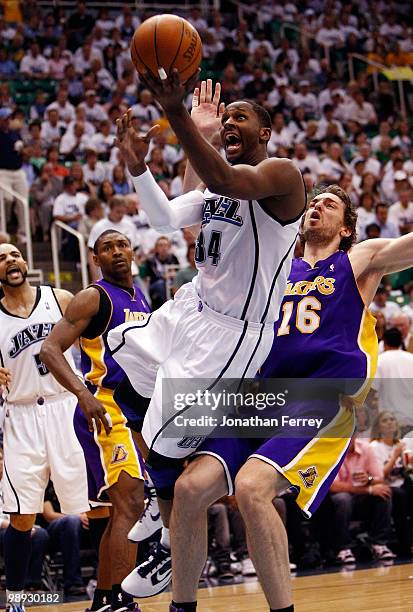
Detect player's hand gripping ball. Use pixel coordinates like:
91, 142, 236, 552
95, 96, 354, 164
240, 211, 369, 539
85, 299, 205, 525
131, 14, 202, 83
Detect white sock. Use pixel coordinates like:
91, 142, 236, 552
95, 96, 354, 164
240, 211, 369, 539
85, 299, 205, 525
160, 527, 170, 549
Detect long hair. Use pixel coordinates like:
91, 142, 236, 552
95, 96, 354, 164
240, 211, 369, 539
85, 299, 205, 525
370, 411, 401, 443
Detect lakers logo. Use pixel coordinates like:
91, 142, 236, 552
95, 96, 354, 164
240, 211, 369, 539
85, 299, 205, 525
111, 444, 128, 464
298, 466, 318, 488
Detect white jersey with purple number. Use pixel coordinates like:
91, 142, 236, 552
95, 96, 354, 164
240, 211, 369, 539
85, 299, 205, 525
193, 189, 301, 323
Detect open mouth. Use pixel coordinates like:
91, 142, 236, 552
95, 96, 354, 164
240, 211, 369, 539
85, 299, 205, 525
309, 210, 321, 221
224, 132, 242, 154
6, 265, 22, 279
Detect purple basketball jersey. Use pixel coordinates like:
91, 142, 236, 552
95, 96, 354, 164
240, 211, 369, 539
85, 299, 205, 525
80, 279, 150, 391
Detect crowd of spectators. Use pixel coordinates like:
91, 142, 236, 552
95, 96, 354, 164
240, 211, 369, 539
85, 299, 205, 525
0, 0, 413, 592
0, 0, 412, 304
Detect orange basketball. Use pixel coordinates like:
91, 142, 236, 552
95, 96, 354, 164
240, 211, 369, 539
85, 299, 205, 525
131, 14, 202, 83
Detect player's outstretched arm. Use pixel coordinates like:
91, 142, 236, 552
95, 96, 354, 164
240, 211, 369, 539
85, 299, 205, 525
40, 288, 111, 435
116, 109, 204, 232
353, 232, 413, 276
140, 70, 304, 217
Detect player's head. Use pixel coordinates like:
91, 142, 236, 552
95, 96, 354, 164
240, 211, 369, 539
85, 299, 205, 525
302, 185, 357, 251
92, 230, 133, 281
220, 100, 271, 164
0, 243, 28, 288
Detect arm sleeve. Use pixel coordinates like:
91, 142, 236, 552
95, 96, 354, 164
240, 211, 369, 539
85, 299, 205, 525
131, 168, 204, 234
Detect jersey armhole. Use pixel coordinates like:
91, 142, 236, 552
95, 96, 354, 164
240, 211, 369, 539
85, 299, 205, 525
82, 285, 112, 339
257, 173, 307, 226
50, 286, 64, 316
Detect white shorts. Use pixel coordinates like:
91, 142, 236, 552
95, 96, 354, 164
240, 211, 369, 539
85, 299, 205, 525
108, 282, 274, 459
2, 393, 89, 514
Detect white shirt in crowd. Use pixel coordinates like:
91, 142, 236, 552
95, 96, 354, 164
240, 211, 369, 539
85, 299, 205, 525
369, 300, 401, 321
53, 192, 88, 223
20, 53, 49, 75
46, 101, 76, 123
369, 440, 405, 488
388, 201, 413, 230
372, 350, 413, 427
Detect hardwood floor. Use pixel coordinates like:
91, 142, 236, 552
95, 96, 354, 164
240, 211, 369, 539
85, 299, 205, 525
30, 562, 413, 611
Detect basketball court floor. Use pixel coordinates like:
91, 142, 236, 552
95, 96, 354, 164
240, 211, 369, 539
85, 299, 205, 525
30, 562, 413, 611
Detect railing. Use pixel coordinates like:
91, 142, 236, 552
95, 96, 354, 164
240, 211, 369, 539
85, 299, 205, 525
348, 53, 408, 117
0, 182, 33, 268
50, 221, 89, 289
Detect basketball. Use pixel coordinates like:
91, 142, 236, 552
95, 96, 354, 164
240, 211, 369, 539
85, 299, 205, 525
131, 14, 202, 83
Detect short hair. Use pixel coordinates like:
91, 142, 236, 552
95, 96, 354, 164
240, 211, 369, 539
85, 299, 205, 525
365, 222, 381, 236
108, 195, 126, 210
313, 184, 358, 251
383, 327, 402, 348
85, 197, 101, 216
93, 229, 130, 254
239, 99, 272, 130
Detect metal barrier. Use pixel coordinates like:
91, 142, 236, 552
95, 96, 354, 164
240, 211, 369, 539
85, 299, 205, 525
0, 181, 33, 268
0, 181, 43, 282
50, 221, 89, 289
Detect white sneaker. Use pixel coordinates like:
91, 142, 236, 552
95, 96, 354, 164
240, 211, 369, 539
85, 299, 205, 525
121, 542, 172, 597
241, 557, 256, 576
371, 544, 396, 560
128, 487, 162, 542
336, 548, 356, 564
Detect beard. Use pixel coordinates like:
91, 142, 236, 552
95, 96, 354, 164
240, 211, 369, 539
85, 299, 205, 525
0, 268, 28, 287
302, 224, 338, 247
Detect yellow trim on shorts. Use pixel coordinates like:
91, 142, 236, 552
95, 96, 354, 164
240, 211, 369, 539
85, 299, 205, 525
352, 307, 378, 405
252, 405, 354, 518
94, 387, 144, 499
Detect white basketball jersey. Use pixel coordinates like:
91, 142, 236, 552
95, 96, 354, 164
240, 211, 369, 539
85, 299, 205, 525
0, 285, 75, 403
194, 190, 302, 323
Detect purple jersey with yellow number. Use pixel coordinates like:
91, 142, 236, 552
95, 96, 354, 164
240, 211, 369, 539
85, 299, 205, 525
259, 250, 378, 399
80, 279, 150, 392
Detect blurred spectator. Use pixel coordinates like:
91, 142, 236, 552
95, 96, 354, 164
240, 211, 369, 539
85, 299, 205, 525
53, 175, 87, 257
364, 222, 381, 239
82, 148, 106, 187
112, 164, 131, 195
356, 192, 376, 239
47, 89, 76, 124
20, 41, 49, 79
78, 90, 108, 124
388, 312, 413, 353
402, 284, 413, 327
170, 159, 187, 198
173, 243, 197, 292
0, 46, 17, 78
41, 108, 66, 144
30, 163, 62, 240
328, 435, 394, 563
97, 179, 115, 205
370, 412, 413, 556
77, 196, 104, 242
143, 236, 179, 310
0, 108, 28, 242
370, 285, 401, 320
372, 328, 413, 429
373, 203, 399, 239
388, 178, 413, 235
60, 121, 90, 161
66, 1, 95, 51
131, 89, 161, 128
319, 143, 349, 183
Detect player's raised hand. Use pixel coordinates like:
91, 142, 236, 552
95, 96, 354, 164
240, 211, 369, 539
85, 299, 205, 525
115, 109, 160, 176
191, 80, 225, 142
139, 67, 200, 112
0, 367, 11, 387
77, 387, 112, 435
